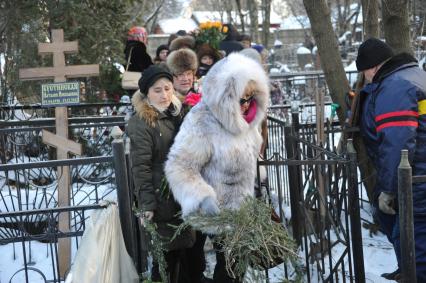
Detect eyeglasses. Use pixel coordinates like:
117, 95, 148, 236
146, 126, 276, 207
239, 95, 255, 105
174, 72, 193, 80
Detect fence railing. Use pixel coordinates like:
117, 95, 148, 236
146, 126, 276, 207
1, 97, 363, 282
0, 155, 117, 282
262, 109, 364, 282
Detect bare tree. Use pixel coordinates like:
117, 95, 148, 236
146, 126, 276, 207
235, 0, 246, 33
382, 0, 412, 54
303, 0, 350, 124
247, 0, 260, 43
261, 0, 272, 47
223, 0, 234, 24
362, 0, 380, 38
336, 0, 350, 35
286, 0, 318, 40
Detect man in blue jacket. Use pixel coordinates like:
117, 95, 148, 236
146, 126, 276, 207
356, 38, 426, 281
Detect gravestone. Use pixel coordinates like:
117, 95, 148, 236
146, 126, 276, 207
19, 29, 99, 278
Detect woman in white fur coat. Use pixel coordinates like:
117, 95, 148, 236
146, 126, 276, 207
165, 53, 269, 282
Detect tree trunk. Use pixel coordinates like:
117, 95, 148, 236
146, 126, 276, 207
235, 0, 245, 33
362, 0, 380, 38
223, 0, 233, 24
303, 0, 350, 124
261, 0, 271, 47
336, 0, 344, 35
351, 74, 377, 203
382, 0, 412, 54
247, 0, 260, 43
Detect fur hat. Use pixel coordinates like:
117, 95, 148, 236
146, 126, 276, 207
196, 44, 222, 63
169, 35, 196, 52
167, 48, 198, 75
356, 38, 394, 71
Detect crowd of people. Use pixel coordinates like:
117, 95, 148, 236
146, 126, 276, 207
124, 22, 426, 283
126, 24, 270, 283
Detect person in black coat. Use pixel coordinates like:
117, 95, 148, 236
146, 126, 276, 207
219, 24, 243, 56
124, 26, 153, 73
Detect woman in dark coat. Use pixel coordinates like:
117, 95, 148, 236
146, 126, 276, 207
124, 26, 153, 72
127, 65, 194, 282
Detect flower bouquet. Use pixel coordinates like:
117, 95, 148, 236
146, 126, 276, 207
184, 91, 202, 107
194, 21, 227, 50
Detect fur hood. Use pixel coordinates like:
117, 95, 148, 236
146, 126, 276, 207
131, 91, 159, 127
165, 53, 269, 218
200, 52, 269, 135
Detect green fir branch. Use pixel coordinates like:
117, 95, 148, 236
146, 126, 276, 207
133, 206, 168, 283
173, 197, 301, 282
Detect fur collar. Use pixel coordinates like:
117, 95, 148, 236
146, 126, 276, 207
131, 91, 159, 127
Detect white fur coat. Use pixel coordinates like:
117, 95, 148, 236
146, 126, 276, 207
165, 53, 269, 216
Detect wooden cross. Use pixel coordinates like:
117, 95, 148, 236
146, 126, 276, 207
19, 29, 99, 279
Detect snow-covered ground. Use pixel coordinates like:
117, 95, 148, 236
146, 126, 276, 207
0, 203, 398, 283
0, 132, 398, 283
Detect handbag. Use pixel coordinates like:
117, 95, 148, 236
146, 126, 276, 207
122, 48, 142, 90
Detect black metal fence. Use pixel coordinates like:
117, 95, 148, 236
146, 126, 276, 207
0, 98, 367, 282
267, 71, 358, 120
260, 109, 365, 282
0, 103, 129, 166
0, 156, 116, 282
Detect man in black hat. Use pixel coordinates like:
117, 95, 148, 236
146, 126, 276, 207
355, 37, 426, 281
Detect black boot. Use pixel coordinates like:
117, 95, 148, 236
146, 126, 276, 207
381, 268, 401, 281
200, 275, 213, 283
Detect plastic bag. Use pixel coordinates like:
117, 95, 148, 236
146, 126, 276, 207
65, 203, 139, 283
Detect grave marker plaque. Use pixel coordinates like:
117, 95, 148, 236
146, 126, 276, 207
41, 82, 80, 107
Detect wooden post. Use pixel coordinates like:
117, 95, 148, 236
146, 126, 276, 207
19, 29, 99, 279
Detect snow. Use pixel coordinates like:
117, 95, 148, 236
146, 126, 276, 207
114, 62, 124, 74
339, 31, 352, 43
0, 53, 4, 74
158, 18, 198, 34
192, 10, 282, 26
274, 39, 283, 47
297, 46, 311, 55
419, 57, 425, 69
345, 61, 359, 87
280, 15, 310, 30
0, 182, 116, 282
